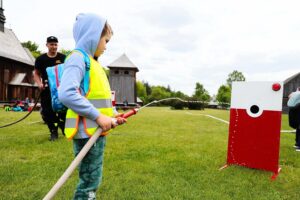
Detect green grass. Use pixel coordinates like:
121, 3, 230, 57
0, 107, 299, 200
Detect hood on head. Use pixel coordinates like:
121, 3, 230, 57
73, 13, 106, 56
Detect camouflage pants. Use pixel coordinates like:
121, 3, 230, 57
73, 136, 106, 200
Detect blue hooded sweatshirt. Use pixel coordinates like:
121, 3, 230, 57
58, 13, 107, 139
288, 91, 300, 107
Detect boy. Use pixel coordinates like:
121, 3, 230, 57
58, 13, 125, 199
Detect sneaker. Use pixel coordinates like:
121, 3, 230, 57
296, 147, 300, 152
294, 145, 299, 148
49, 130, 58, 141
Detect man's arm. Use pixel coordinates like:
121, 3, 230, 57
33, 69, 44, 90
34, 57, 44, 90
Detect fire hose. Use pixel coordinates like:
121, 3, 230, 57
0, 92, 41, 128
42, 108, 138, 200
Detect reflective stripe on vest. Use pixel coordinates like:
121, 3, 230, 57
65, 118, 97, 129
65, 118, 77, 128
64, 56, 113, 139
89, 99, 112, 108
65, 108, 112, 129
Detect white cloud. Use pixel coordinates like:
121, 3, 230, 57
3, 0, 300, 96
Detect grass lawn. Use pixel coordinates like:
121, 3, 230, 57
0, 107, 299, 200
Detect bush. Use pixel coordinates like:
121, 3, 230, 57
187, 102, 204, 110
170, 101, 186, 110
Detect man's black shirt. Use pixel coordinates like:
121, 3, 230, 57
35, 53, 66, 82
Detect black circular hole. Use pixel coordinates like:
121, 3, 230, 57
250, 105, 259, 114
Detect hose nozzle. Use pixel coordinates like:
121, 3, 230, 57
122, 108, 139, 118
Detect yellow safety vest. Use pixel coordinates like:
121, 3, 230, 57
64, 56, 113, 139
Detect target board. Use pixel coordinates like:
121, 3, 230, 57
226, 81, 283, 179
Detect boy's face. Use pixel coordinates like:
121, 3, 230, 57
94, 32, 112, 58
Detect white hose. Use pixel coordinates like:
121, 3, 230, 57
43, 127, 102, 200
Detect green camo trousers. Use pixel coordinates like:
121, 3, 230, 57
73, 136, 106, 200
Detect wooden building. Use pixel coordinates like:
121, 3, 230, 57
0, 1, 38, 102
107, 54, 139, 106
282, 72, 300, 113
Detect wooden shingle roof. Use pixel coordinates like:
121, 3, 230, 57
0, 28, 35, 66
107, 53, 139, 71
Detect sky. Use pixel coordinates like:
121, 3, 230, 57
3, 0, 300, 96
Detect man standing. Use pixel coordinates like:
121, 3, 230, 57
288, 87, 300, 151
34, 36, 66, 141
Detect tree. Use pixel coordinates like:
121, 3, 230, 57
216, 85, 231, 107
166, 85, 172, 93
21, 41, 39, 52
135, 81, 189, 105
60, 49, 72, 55
173, 91, 188, 99
226, 70, 246, 87
103, 68, 109, 78
149, 86, 171, 101
21, 41, 41, 58
143, 81, 152, 96
192, 82, 210, 102
136, 81, 147, 103
136, 81, 147, 97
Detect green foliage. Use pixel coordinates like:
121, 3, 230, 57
173, 91, 188, 99
136, 81, 147, 99
187, 97, 205, 110
0, 108, 298, 199
136, 81, 146, 97
103, 68, 110, 78
166, 85, 172, 93
21, 41, 39, 52
216, 85, 231, 108
149, 86, 171, 102
31, 51, 41, 59
170, 100, 186, 110
136, 81, 191, 106
187, 102, 204, 110
138, 81, 189, 105
193, 82, 210, 102
226, 70, 246, 87
60, 49, 72, 55
143, 81, 152, 96
21, 40, 41, 58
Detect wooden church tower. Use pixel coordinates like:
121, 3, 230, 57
107, 54, 139, 106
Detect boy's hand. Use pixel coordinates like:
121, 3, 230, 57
115, 117, 127, 125
99, 116, 126, 137
114, 113, 127, 125
96, 115, 112, 132
114, 113, 124, 118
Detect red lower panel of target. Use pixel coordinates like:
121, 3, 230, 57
227, 108, 281, 173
